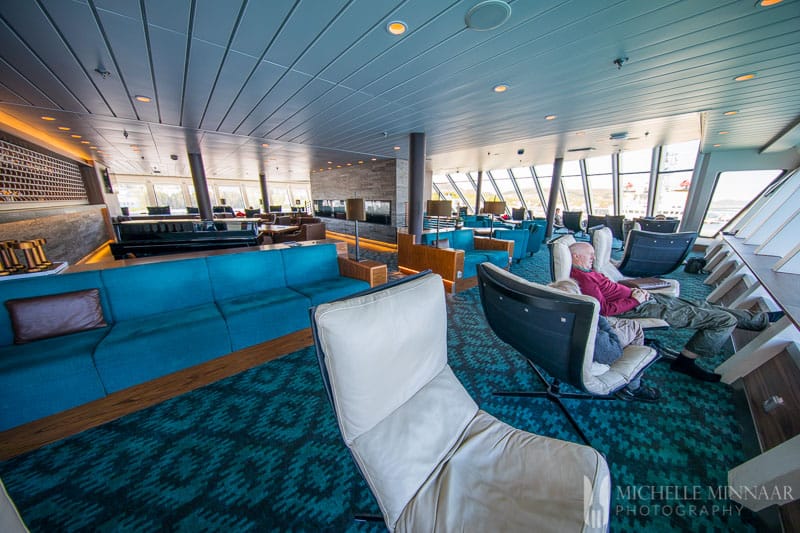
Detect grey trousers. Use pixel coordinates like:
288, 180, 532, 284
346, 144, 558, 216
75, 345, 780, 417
618, 293, 769, 358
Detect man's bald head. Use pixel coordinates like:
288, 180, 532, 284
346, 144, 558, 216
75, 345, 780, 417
570, 242, 595, 269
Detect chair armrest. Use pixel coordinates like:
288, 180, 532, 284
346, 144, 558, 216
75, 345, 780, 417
397, 232, 465, 285
337, 257, 388, 287
474, 236, 514, 258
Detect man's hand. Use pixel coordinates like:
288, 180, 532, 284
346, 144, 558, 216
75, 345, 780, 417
631, 288, 650, 303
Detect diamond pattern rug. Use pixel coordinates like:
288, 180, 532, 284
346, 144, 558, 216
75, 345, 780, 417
0, 247, 763, 531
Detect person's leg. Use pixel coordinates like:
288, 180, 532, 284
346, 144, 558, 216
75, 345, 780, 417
620, 294, 736, 381
606, 317, 645, 346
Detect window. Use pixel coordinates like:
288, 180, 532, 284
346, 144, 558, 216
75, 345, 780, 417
511, 167, 542, 217
116, 183, 149, 213
619, 149, 652, 218
432, 174, 460, 205
653, 141, 699, 219
218, 185, 245, 211
489, 168, 520, 208
700, 169, 783, 237
268, 186, 291, 211
292, 186, 310, 210
585, 155, 614, 215
450, 172, 475, 213
244, 186, 262, 209
153, 184, 186, 213
534, 164, 563, 213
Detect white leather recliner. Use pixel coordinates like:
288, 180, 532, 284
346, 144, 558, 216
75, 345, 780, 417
0, 478, 27, 533
311, 272, 610, 532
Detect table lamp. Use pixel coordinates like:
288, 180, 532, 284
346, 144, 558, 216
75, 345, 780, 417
427, 199, 452, 247
346, 198, 366, 261
483, 201, 506, 239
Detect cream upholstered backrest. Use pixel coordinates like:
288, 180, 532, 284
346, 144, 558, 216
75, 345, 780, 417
313, 273, 478, 529
591, 227, 623, 281
0, 478, 27, 533
549, 234, 576, 281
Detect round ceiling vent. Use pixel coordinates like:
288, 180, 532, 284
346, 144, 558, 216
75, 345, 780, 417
465, 0, 512, 31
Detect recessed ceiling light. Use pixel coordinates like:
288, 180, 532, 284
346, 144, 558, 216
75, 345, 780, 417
393, 146, 401, 150
387, 21, 407, 35
713, 144, 722, 147
492, 84, 509, 93
718, 131, 729, 135
261, 143, 269, 147
358, 160, 364, 164
734, 73, 756, 81
58, 126, 70, 131
89, 146, 97, 149
80, 140, 90, 144
328, 167, 332, 170
327, 161, 333, 164
723, 110, 738, 116
758, 0, 784, 6
70, 134, 81, 138
544, 115, 557, 120
40, 116, 55, 121
336, 165, 342, 168
346, 163, 352, 166
319, 168, 324, 171
371, 158, 377, 161
135, 95, 152, 102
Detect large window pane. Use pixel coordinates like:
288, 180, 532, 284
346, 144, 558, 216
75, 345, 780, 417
587, 174, 614, 215
432, 175, 460, 205
561, 160, 581, 177
450, 172, 475, 213
244, 186, 262, 209
619, 148, 652, 173
700, 170, 783, 237
268, 186, 291, 211
619, 173, 649, 218
489, 168, 520, 209
653, 171, 692, 219
660, 140, 699, 172
292, 186, 310, 211
561, 175, 586, 213
153, 183, 186, 213
117, 183, 149, 213
512, 167, 543, 217
585, 155, 611, 175
218, 185, 245, 211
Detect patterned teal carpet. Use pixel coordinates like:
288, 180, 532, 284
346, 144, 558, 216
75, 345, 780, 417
0, 247, 764, 532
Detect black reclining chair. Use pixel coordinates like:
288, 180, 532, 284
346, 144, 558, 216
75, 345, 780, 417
634, 217, 680, 233
477, 263, 658, 446
617, 229, 697, 277
562, 210, 587, 239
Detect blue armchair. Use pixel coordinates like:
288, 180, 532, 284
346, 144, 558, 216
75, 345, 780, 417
492, 228, 530, 263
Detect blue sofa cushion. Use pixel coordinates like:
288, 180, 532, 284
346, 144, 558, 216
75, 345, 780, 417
0, 271, 110, 347
93, 304, 231, 393
216, 288, 311, 350
281, 244, 340, 286
289, 277, 370, 306
420, 231, 452, 247
492, 229, 529, 260
206, 249, 287, 301
451, 229, 476, 252
482, 249, 510, 268
462, 252, 489, 279
0, 328, 109, 431
100, 258, 215, 322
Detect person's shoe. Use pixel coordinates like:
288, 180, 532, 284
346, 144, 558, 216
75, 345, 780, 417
615, 384, 661, 403
767, 311, 785, 323
670, 355, 722, 382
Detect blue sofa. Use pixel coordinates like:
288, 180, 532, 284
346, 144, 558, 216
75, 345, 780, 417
0, 243, 369, 432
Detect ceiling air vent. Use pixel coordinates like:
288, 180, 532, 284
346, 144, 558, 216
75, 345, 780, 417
609, 131, 628, 140
568, 147, 596, 152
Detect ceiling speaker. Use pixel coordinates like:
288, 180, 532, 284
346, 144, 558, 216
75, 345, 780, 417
465, 0, 511, 31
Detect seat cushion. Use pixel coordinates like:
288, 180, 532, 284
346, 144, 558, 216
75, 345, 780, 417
93, 304, 231, 393
281, 244, 340, 285
462, 252, 489, 279
482, 249, 510, 268
216, 288, 311, 350
206, 249, 287, 301
396, 410, 610, 533
584, 344, 658, 395
290, 277, 370, 306
0, 328, 109, 431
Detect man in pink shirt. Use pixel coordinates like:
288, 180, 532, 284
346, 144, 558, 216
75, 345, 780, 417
568, 242, 780, 382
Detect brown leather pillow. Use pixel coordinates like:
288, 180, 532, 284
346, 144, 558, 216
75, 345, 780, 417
5, 289, 107, 344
